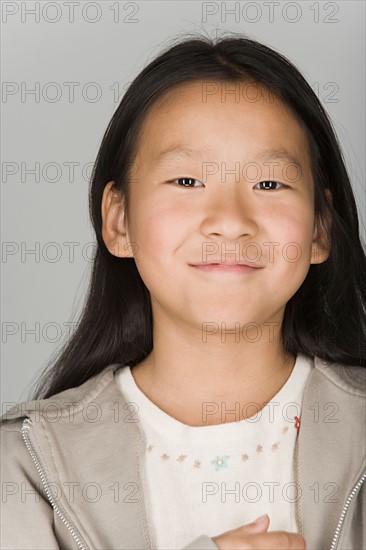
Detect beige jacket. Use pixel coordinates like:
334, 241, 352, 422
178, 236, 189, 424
1, 357, 365, 550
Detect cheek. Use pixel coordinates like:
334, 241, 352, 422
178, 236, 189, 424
130, 200, 186, 265
267, 209, 314, 271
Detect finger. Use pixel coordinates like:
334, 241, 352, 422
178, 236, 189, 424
244, 531, 306, 550
239, 514, 270, 533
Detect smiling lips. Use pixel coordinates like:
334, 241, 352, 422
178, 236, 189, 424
189, 262, 263, 274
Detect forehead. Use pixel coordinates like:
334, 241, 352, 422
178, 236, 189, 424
135, 80, 311, 169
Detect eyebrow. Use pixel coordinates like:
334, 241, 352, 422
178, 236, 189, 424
151, 145, 204, 166
152, 145, 304, 170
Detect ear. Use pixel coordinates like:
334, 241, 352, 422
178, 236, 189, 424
310, 188, 333, 265
101, 181, 133, 258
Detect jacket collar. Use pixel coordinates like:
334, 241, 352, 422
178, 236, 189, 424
2, 356, 365, 550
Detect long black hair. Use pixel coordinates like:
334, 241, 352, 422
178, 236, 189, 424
30, 30, 366, 400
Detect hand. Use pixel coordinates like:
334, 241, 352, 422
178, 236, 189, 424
212, 514, 306, 550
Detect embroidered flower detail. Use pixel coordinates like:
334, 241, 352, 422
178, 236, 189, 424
211, 455, 229, 471
176, 454, 187, 463
194, 460, 201, 469
161, 453, 170, 461
241, 453, 249, 462
271, 442, 280, 451
147, 445, 154, 453
256, 444, 263, 453
294, 416, 301, 432
282, 426, 289, 434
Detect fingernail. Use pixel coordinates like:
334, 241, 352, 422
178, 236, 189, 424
253, 514, 267, 524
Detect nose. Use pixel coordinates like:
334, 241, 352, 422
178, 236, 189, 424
199, 184, 257, 242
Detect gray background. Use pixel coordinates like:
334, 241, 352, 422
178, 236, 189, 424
1, 0, 365, 407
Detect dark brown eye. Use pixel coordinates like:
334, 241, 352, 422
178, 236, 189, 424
256, 181, 288, 190
170, 178, 202, 188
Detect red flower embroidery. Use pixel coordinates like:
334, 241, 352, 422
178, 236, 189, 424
294, 416, 301, 432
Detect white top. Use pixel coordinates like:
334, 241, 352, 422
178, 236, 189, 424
116, 352, 314, 549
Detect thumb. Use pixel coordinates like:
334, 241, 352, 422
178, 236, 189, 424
240, 514, 270, 533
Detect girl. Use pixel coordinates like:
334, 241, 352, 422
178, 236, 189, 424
1, 31, 365, 550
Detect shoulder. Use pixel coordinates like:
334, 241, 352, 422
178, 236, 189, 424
0, 363, 122, 425
313, 356, 366, 398
0, 362, 126, 489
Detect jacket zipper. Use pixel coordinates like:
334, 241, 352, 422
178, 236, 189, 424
21, 418, 89, 550
135, 416, 153, 549
294, 432, 303, 535
329, 472, 366, 550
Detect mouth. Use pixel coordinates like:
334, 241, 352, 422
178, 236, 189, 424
189, 262, 263, 274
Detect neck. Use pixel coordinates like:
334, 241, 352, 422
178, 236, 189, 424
131, 309, 296, 427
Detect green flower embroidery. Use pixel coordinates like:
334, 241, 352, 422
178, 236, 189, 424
211, 455, 230, 471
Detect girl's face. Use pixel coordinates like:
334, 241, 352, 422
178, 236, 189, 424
103, 80, 330, 333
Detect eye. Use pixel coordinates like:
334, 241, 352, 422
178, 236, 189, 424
167, 178, 289, 190
168, 177, 203, 188
255, 181, 289, 190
